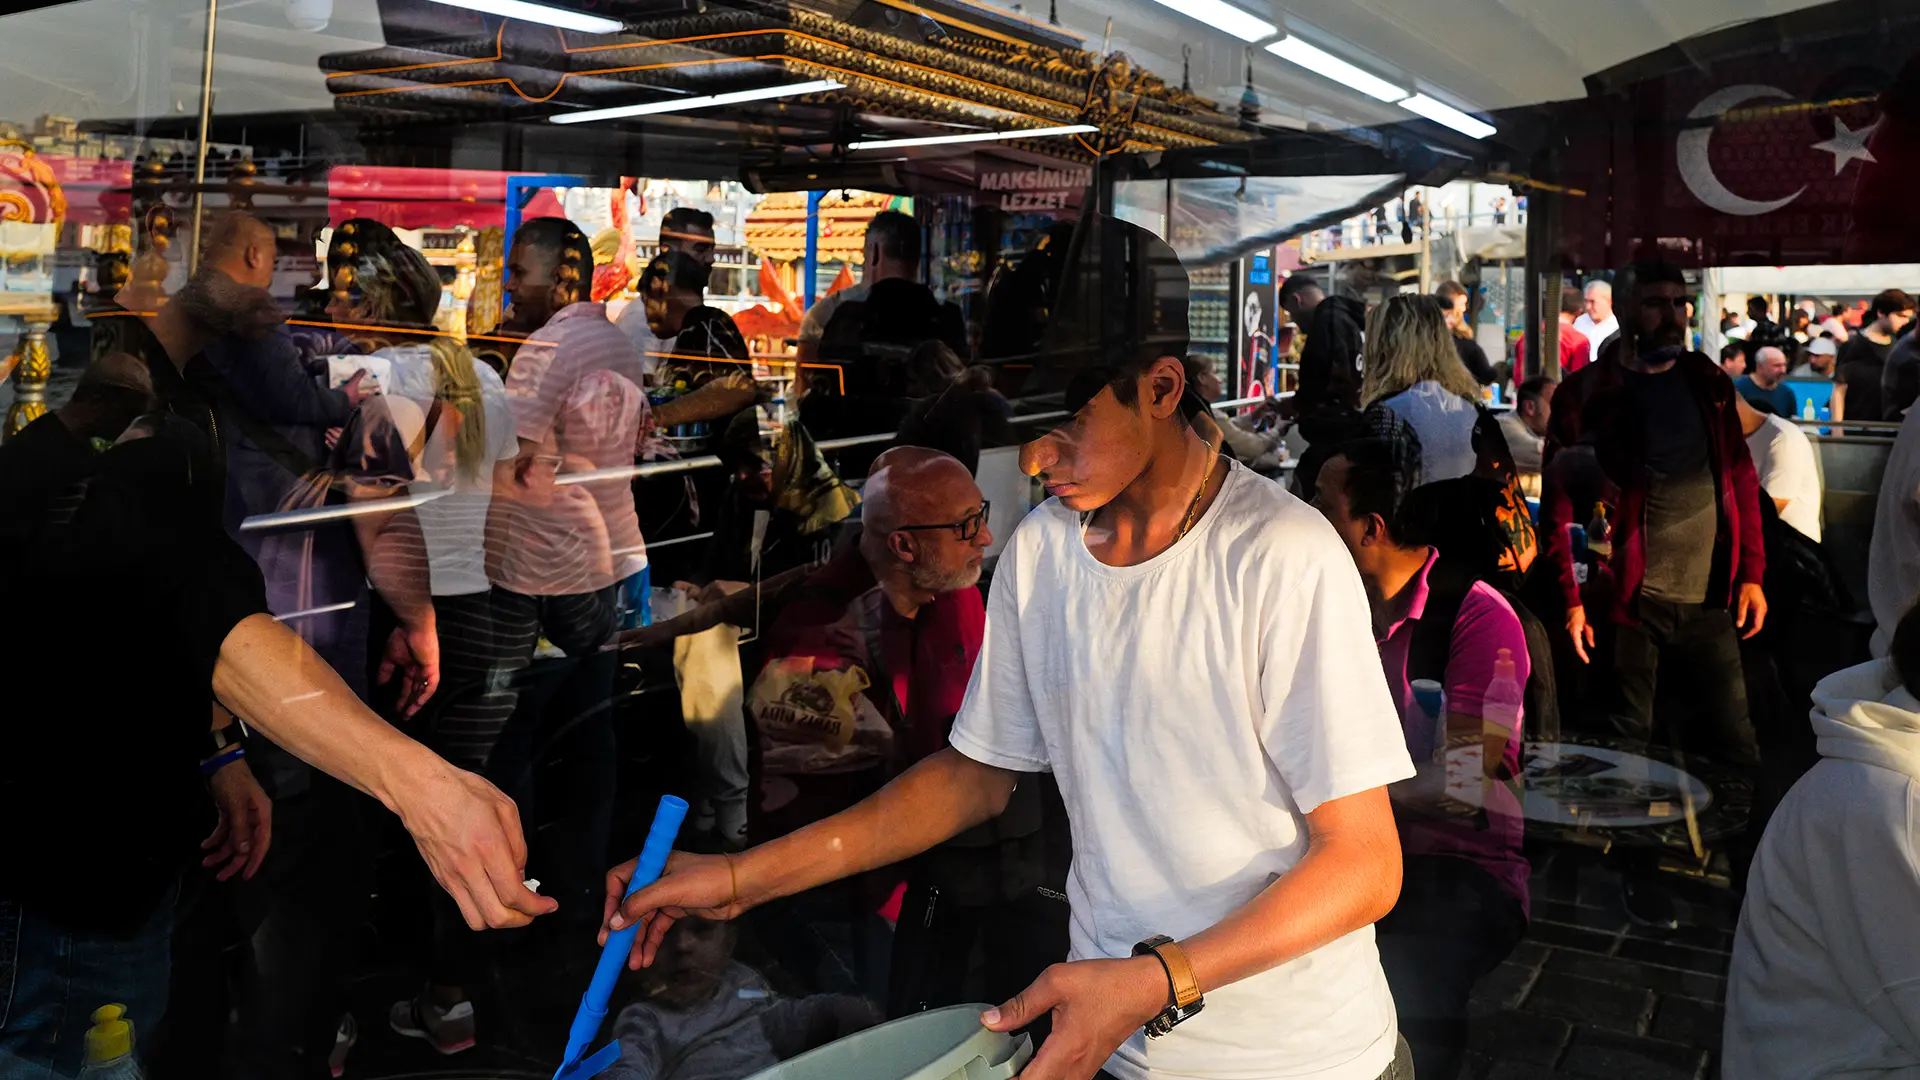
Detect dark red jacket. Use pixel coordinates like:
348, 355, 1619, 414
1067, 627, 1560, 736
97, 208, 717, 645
1542, 343, 1765, 624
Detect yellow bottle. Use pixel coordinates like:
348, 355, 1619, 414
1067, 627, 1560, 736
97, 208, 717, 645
80, 1004, 142, 1078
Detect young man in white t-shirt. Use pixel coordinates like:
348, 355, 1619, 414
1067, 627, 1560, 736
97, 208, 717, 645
1736, 395, 1822, 543
602, 218, 1416, 1080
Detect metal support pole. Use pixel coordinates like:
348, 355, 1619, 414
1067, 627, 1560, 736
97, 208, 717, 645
1523, 185, 1560, 380
187, 0, 219, 274
803, 189, 823, 309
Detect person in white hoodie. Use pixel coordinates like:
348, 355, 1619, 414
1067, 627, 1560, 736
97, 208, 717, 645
1724, 600, 1920, 1077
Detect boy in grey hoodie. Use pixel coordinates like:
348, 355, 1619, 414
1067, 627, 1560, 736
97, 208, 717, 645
1725, 602, 1920, 1077
604, 917, 879, 1080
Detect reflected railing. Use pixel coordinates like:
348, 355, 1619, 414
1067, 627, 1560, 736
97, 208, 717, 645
1299, 208, 1529, 259
238, 394, 1278, 534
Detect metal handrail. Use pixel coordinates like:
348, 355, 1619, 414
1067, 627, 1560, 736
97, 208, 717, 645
237, 394, 1280, 533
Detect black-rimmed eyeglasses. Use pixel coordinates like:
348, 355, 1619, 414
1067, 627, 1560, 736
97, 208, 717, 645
895, 501, 991, 542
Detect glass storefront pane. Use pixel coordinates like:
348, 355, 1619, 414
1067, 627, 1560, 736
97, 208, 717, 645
4, 2, 1918, 1077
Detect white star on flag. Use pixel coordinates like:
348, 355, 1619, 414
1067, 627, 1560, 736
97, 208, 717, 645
1811, 116, 1880, 174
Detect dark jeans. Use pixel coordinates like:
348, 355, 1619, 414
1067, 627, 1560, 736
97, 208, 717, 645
1606, 597, 1757, 769
148, 771, 369, 1080
1376, 855, 1527, 1080
0, 882, 176, 1079
1607, 596, 1765, 882
229, 773, 370, 1080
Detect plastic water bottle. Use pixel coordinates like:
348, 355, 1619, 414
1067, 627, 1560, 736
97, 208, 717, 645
1410, 679, 1447, 764
1483, 648, 1524, 747
1802, 397, 1817, 421
78, 1005, 143, 1079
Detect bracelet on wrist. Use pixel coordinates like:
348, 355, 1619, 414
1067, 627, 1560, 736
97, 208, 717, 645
200, 745, 246, 776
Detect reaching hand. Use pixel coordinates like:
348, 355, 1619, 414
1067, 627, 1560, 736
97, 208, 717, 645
203, 757, 273, 881
341, 369, 374, 407
600, 851, 743, 970
1736, 582, 1768, 639
980, 958, 1169, 1080
393, 757, 556, 930
677, 580, 749, 606
379, 623, 440, 718
1565, 605, 1595, 665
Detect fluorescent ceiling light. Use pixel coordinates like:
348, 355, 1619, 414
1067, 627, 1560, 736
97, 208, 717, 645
1399, 92, 1496, 139
848, 123, 1098, 150
1264, 35, 1406, 103
1145, 0, 1276, 43
422, 0, 623, 34
552, 79, 845, 124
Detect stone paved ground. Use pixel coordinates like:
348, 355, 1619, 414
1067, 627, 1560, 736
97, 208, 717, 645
1460, 845, 1738, 1080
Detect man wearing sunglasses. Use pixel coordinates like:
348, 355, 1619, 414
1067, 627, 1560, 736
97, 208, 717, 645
604, 218, 1414, 1080
743, 446, 994, 840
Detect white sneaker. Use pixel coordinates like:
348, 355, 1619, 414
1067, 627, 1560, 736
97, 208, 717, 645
389, 997, 477, 1055
329, 1013, 358, 1078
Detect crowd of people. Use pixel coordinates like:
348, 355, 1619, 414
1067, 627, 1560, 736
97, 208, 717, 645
3, 203, 1919, 1080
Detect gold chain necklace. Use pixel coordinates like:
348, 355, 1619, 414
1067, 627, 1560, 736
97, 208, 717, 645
1176, 441, 1223, 542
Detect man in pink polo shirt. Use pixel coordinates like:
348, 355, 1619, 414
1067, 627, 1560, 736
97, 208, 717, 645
1312, 436, 1531, 1080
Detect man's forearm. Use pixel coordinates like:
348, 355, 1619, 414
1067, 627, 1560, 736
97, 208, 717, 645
210, 613, 432, 813
737, 747, 1015, 908
1179, 788, 1402, 996
654, 381, 756, 428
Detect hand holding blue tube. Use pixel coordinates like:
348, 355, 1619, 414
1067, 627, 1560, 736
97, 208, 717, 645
553, 794, 688, 1080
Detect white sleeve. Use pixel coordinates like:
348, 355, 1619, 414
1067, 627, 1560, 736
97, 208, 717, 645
1771, 426, 1821, 511
948, 534, 1051, 772
1257, 523, 1415, 813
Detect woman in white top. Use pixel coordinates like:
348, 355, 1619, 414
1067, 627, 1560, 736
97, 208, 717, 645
332, 243, 527, 1053
333, 245, 522, 766
1361, 294, 1484, 487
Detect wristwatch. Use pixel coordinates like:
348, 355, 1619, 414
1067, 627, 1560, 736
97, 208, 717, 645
204, 723, 244, 761
1133, 935, 1204, 1037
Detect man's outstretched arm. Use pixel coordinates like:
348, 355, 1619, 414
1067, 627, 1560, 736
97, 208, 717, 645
601, 747, 1016, 967
212, 613, 556, 931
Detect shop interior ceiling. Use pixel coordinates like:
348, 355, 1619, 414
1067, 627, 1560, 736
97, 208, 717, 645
0, 0, 1857, 201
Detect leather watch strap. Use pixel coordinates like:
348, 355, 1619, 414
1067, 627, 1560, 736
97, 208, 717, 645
1154, 939, 1202, 1009
1135, 935, 1202, 1009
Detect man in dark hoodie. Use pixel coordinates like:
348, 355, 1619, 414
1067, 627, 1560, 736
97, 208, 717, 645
1281, 273, 1367, 499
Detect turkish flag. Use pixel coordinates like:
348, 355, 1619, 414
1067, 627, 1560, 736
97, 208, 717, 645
1844, 53, 1920, 263
1557, 59, 1893, 267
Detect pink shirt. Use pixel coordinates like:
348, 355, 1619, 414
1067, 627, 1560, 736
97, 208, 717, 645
1375, 549, 1532, 913
491, 303, 651, 596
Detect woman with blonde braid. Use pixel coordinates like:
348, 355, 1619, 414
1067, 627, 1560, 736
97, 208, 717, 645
324, 241, 529, 1060
1361, 293, 1486, 487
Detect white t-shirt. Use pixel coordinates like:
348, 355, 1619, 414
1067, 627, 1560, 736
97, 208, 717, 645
1376, 380, 1479, 486
382, 345, 522, 596
1572, 312, 1619, 353
950, 462, 1415, 1080
1745, 413, 1822, 543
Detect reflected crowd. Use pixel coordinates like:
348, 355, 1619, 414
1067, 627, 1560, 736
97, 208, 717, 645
4, 202, 1920, 1080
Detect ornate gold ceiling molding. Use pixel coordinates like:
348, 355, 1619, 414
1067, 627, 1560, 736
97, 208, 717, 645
320, 2, 1252, 151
